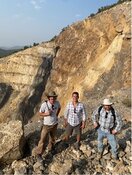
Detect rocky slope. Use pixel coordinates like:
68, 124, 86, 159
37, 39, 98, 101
1, 118, 131, 175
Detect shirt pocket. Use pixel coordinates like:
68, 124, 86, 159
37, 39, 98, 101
77, 108, 83, 115
109, 115, 114, 123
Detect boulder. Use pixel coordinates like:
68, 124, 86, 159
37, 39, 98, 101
0, 120, 24, 164
11, 160, 28, 175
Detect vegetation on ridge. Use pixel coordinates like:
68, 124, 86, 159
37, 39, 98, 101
90, 0, 131, 17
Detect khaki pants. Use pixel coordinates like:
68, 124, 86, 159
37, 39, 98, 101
35, 123, 58, 155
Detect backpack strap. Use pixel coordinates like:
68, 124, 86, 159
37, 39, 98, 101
110, 106, 116, 126
45, 100, 50, 111
98, 105, 103, 116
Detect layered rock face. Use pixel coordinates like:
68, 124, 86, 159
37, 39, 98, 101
0, 42, 58, 123
44, 2, 131, 117
0, 2, 131, 123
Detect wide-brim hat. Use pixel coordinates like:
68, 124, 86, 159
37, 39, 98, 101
46, 91, 58, 97
102, 98, 113, 105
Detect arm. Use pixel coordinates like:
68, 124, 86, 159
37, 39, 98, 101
92, 108, 99, 128
56, 101, 61, 117
81, 104, 87, 129
39, 102, 51, 119
64, 103, 69, 127
56, 107, 61, 117
39, 111, 51, 118
112, 111, 122, 134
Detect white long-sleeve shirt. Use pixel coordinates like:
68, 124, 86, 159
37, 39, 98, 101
64, 102, 87, 127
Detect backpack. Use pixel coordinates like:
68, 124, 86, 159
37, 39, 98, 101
98, 105, 116, 126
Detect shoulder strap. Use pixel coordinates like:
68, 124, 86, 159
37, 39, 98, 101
45, 100, 50, 110
98, 105, 103, 115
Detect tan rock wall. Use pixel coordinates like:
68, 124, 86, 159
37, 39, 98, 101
44, 2, 131, 115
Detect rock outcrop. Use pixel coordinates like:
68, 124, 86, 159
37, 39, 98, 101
44, 1, 131, 118
0, 42, 58, 123
0, 120, 24, 164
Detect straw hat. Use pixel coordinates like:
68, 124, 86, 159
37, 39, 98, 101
46, 91, 58, 97
102, 98, 113, 105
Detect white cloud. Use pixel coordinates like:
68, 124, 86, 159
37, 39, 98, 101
30, 0, 46, 10
75, 14, 81, 18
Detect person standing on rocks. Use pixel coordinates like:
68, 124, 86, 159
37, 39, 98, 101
34, 91, 61, 161
63, 91, 87, 150
92, 98, 122, 159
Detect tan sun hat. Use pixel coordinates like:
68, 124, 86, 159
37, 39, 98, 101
102, 98, 113, 105
46, 91, 58, 97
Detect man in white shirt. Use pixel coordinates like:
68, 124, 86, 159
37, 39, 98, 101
35, 91, 61, 160
64, 92, 87, 150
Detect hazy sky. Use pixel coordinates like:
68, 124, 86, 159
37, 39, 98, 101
0, 0, 118, 47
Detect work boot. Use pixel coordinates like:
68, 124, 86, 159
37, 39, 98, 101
36, 154, 43, 163
111, 154, 119, 160
74, 142, 80, 150
97, 151, 103, 159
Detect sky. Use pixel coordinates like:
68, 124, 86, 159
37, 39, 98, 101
0, 0, 118, 48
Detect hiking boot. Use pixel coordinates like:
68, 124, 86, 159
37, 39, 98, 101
36, 154, 43, 163
97, 151, 103, 159
111, 154, 119, 160
74, 142, 80, 150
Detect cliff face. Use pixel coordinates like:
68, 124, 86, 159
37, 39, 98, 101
44, 2, 131, 117
0, 42, 58, 123
0, 2, 131, 123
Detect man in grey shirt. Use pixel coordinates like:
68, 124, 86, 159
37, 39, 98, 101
35, 91, 61, 160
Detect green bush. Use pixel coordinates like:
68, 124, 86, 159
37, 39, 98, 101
97, 0, 130, 14
90, 13, 95, 17
50, 35, 57, 41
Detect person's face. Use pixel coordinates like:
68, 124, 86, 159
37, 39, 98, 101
72, 94, 79, 102
48, 96, 56, 104
104, 105, 111, 111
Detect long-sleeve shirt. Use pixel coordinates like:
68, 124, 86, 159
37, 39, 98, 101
64, 102, 87, 127
92, 106, 122, 132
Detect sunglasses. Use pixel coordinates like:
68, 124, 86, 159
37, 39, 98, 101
74, 108, 76, 113
105, 112, 108, 118
52, 105, 55, 110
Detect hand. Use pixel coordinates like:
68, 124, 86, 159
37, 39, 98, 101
111, 129, 117, 135
81, 122, 85, 129
94, 122, 98, 129
45, 110, 52, 116
64, 121, 68, 128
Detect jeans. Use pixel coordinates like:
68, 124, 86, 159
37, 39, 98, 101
97, 128, 118, 157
